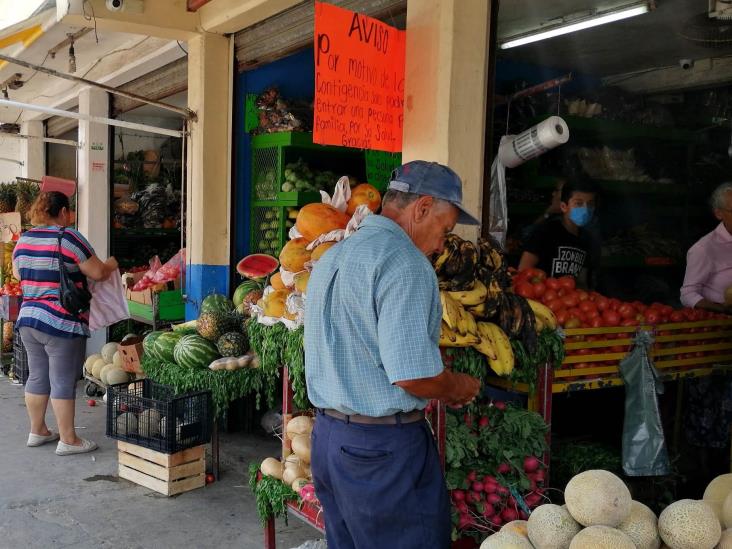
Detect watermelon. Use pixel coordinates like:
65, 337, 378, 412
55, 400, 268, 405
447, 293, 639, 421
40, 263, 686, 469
173, 334, 220, 369
200, 294, 235, 314
143, 331, 164, 360
233, 280, 263, 307
236, 253, 279, 278
153, 332, 183, 363
172, 319, 198, 335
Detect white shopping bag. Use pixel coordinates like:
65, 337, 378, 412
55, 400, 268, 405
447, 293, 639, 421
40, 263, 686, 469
88, 269, 130, 330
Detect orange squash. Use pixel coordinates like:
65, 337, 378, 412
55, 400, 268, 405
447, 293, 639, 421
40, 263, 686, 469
270, 271, 286, 290
311, 241, 336, 262
279, 238, 311, 273
295, 203, 350, 241
347, 183, 381, 215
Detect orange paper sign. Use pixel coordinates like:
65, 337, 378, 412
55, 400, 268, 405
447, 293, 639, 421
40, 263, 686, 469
313, 1, 405, 152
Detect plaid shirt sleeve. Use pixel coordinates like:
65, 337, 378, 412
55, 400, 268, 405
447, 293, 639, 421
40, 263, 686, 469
375, 255, 444, 384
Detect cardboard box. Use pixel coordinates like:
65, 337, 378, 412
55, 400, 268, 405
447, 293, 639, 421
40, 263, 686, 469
118, 336, 144, 374
123, 272, 180, 306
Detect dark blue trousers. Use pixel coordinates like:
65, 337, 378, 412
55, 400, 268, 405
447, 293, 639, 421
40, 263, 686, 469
311, 411, 450, 549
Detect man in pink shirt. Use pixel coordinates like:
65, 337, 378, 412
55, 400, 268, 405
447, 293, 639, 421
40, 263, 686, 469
680, 183, 732, 312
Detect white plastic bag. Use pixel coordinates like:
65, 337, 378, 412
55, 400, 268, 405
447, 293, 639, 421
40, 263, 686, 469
318, 176, 351, 212
88, 269, 129, 330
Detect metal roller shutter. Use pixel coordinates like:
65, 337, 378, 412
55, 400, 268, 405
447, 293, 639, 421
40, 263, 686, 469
111, 58, 188, 116
46, 107, 78, 138
234, 0, 406, 71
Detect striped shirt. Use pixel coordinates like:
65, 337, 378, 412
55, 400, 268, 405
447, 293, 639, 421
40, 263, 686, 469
304, 214, 444, 417
13, 226, 94, 338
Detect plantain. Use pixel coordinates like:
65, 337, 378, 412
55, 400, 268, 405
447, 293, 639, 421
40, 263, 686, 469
478, 322, 514, 376
440, 291, 464, 332
469, 302, 486, 317
448, 279, 488, 307
440, 322, 480, 347
527, 299, 557, 331
472, 330, 498, 360
458, 306, 479, 337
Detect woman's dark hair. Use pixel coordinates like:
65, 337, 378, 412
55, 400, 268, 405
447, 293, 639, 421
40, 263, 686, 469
560, 179, 599, 204
30, 191, 70, 226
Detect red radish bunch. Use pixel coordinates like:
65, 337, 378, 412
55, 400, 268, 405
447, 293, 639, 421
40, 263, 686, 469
298, 483, 319, 505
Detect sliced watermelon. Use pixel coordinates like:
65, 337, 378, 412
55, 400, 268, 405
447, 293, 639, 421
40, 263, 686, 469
237, 254, 279, 279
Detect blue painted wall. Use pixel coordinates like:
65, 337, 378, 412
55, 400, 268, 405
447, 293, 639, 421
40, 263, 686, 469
231, 49, 315, 291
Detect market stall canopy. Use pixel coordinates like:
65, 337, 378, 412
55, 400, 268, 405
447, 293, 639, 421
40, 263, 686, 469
0, 1, 184, 124
498, 0, 732, 91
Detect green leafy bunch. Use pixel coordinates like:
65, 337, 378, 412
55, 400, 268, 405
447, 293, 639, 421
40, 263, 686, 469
248, 462, 299, 526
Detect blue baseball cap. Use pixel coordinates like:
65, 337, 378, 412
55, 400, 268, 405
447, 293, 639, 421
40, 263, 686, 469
388, 161, 480, 225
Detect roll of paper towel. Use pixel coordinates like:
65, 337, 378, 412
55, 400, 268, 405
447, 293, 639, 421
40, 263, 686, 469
497, 116, 569, 168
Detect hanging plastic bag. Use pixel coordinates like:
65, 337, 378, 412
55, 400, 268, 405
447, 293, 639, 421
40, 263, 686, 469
152, 249, 186, 284
132, 256, 162, 291
489, 151, 508, 247
88, 270, 130, 330
318, 176, 351, 212
619, 330, 671, 476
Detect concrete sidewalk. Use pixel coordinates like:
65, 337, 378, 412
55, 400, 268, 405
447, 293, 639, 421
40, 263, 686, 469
0, 374, 320, 549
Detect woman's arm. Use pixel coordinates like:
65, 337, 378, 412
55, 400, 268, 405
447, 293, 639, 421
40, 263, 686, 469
79, 256, 118, 281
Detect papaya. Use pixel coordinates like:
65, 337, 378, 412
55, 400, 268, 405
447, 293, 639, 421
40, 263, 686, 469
294, 271, 310, 294
270, 271, 286, 290
311, 241, 336, 262
295, 203, 350, 241
263, 289, 289, 318
279, 238, 311, 273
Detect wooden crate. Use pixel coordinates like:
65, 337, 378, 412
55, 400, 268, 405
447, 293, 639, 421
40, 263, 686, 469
117, 441, 205, 496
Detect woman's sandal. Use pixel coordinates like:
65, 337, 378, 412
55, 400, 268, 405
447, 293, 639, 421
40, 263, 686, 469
27, 431, 60, 447
55, 438, 98, 456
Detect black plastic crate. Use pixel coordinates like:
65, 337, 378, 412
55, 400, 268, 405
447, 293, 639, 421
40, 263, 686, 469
12, 324, 28, 385
106, 379, 212, 454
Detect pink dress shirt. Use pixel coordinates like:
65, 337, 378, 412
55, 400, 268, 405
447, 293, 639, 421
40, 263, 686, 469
680, 223, 732, 307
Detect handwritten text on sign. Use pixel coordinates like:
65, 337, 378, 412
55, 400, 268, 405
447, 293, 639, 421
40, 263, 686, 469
313, 2, 405, 153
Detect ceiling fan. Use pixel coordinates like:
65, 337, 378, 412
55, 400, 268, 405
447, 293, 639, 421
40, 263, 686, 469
680, 0, 732, 47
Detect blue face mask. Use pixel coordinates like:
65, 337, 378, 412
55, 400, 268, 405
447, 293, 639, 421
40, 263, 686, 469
569, 206, 593, 227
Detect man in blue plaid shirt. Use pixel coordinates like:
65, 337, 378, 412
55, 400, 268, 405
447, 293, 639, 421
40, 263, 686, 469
305, 161, 482, 548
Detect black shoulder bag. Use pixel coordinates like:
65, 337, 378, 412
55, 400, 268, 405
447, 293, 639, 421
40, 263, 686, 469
57, 228, 92, 317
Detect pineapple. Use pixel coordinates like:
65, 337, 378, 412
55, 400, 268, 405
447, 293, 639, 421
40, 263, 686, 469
15, 180, 39, 225
0, 183, 16, 213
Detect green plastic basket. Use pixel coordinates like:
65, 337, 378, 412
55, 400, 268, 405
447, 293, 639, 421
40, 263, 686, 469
250, 205, 300, 256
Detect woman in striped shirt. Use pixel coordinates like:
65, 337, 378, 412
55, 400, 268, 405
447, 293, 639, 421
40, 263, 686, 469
12, 191, 117, 456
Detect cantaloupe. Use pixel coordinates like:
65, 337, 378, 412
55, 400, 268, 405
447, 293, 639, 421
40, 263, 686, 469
527, 503, 581, 548
704, 474, 732, 524
91, 358, 107, 379
658, 499, 721, 549
138, 409, 161, 438
501, 520, 528, 539
84, 353, 102, 374
479, 530, 533, 549
99, 364, 116, 385
101, 342, 119, 362
723, 493, 732, 529
717, 528, 732, 549
565, 470, 632, 527
116, 412, 138, 435
569, 525, 636, 549
112, 351, 124, 368
106, 368, 130, 386
617, 500, 660, 549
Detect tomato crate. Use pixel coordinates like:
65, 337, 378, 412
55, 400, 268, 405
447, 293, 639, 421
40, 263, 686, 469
117, 441, 205, 497
250, 131, 365, 203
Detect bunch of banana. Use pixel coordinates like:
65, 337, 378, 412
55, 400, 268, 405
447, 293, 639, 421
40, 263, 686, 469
498, 293, 538, 354
440, 291, 478, 337
477, 236, 505, 273
448, 280, 488, 307
527, 299, 557, 332
477, 321, 514, 375
440, 322, 480, 347
434, 235, 478, 291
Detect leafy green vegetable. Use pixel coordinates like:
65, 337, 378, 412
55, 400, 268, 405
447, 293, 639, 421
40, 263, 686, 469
509, 329, 565, 393
248, 462, 299, 526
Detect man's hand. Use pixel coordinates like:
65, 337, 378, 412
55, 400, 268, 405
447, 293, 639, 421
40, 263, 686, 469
395, 370, 481, 407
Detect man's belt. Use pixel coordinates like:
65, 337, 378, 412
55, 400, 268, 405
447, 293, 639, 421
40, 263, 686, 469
321, 408, 424, 425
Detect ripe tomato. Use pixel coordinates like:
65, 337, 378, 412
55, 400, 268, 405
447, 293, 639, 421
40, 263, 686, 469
645, 310, 660, 324
567, 307, 584, 320
546, 299, 564, 313
618, 304, 637, 320
608, 298, 622, 310
545, 278, 561, 291
543, 289, 559, 303
602, 310, 621, 326
524, 268, 547, 283
589, 316, 604, 328
556, 310, 569, 326
565, 317, 582, 329
532, 281, 547, 299
669, 311, 685, 323
579, 301, 597, 314
595, 296, 610, 311
576, 290, 589, 302
621, 318, 639, 327
584, 309, 600, 319
515, 282, 536, 299
562, 294, 579, 308
558, 276, 576, 291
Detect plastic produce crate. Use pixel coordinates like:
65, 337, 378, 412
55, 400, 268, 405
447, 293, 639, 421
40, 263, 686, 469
250, 131, 365, 203
12, 323, 28, 385
106, 379, 213, 454
249, 205, 305, 256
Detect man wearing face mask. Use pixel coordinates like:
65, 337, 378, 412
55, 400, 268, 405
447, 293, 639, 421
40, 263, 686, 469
518, 180, 598, 283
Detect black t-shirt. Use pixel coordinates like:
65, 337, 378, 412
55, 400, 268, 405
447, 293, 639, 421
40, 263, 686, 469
524, 217, 589, 278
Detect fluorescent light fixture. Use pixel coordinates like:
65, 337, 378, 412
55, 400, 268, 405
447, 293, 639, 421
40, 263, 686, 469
500, 2, 651, 49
